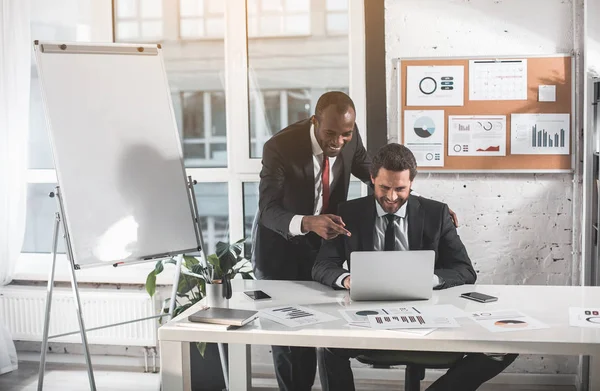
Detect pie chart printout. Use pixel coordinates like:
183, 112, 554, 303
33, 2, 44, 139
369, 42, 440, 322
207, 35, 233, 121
413, 116, 436, 138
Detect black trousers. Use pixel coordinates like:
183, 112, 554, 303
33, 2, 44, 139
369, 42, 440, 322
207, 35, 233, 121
318, 347, 518, 391
255, 255, 318, 391
271, 345, 317, 391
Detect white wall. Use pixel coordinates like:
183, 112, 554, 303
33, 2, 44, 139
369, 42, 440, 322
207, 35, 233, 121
385, 0, 580, 374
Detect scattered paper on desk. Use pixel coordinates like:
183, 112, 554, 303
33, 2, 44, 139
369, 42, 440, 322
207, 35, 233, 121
340, 305, 466, 325
346, 322, 437, 337
367, 314, 460, 329
569, 307, 600, 328
414, 304, 468, 319
340, 307, 419, 324
259, 306, 337, 328
392, 328, 437, 336
538, 85, 556, 102
469, 310, 548, 333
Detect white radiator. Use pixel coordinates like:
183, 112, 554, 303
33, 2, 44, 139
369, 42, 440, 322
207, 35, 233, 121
0, 286, 158, 346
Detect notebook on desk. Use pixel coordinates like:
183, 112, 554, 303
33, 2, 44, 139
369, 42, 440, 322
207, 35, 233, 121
187, 307, 258, 327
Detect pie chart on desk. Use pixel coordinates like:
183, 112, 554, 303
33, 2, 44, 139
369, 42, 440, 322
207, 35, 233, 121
355, 310, 380, 317
413, 116, 436, 138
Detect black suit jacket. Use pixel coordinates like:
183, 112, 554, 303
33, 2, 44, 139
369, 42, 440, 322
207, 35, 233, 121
252, 118, 371, 280
312, 195, 477, 289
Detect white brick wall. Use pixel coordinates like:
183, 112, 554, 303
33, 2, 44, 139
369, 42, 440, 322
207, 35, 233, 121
385, 0, 581, 374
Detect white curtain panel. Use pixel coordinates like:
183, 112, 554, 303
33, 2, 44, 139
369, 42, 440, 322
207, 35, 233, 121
0, 0, 30, 286
0, 0, 31, 375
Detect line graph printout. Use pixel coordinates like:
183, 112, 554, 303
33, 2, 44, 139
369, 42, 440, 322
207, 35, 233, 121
448, 115, 506, 156
510, 113, 570, 155
469, 59, 527, 100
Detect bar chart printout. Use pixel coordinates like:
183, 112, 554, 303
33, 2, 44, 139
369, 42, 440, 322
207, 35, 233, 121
510, 113, 570, 155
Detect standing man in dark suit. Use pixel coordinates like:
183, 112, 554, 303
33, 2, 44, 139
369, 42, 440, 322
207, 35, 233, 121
252, 91, 372, 391
312, 143, 517, 391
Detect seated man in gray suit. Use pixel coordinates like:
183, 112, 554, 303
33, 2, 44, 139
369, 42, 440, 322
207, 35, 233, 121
312, 143, 517, 391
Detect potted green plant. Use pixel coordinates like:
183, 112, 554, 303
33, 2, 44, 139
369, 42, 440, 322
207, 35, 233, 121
145, 239, 253, 391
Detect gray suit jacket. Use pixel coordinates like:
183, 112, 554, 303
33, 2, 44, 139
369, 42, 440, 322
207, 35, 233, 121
311, 194, 477, 289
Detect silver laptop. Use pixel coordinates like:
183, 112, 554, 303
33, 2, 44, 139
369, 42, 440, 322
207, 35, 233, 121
349, 250, 435, 301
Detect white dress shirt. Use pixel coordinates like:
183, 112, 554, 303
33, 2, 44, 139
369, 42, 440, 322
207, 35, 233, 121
336, 199, 440, 288
288, 123, 341, 236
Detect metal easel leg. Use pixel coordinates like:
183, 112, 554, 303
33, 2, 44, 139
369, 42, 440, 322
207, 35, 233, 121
37, 212, 61, 391
169, 255, 183, 319
67, 259, 97, 391
218, 343, 229, 390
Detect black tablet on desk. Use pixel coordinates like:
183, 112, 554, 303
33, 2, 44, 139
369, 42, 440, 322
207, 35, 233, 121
187, 307, 258, 327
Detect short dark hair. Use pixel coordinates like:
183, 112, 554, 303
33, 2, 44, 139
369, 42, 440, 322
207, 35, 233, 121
314, 91, 355, 119
370, 143, 417, 181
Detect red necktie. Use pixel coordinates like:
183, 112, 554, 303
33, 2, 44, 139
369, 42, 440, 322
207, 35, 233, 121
322, 155, 330, 214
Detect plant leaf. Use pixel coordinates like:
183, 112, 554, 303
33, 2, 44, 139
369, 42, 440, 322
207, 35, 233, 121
183, 255, 199, 269
195, 342, 207, 358
154, 260, 164, 274
146, 271, 157, 297
215, 241, 229, 258
177, 274, 197, 296
172, 302, 193, 318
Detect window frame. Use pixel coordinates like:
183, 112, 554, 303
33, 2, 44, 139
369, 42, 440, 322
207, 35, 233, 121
16, 0, 367, 283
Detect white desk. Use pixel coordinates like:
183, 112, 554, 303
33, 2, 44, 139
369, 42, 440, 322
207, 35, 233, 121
159, 280, 600, 391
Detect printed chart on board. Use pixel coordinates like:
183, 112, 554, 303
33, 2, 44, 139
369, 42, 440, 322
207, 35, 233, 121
510, 113, 570, 155
404, 110, 445, 167
469, 59, 527, 101
448, 115, 507, 156
406, 65, 464, 106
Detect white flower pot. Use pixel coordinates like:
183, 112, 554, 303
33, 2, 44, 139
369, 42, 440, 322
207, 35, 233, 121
205, 283, 229, 308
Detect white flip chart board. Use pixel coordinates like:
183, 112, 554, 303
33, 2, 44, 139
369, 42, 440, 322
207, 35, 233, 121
34, 42, 200, 268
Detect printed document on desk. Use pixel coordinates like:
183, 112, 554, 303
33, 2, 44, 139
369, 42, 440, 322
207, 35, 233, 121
569, 307, 600, 328
367, 314, 460, 329
260, 305, 338, 328
470, 310, 548, 332
340, 304, 465, 324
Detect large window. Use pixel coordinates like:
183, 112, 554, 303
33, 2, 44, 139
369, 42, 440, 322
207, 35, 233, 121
114, 0, 163, 41
19, 0, 365, 283
247, 0, 350, 158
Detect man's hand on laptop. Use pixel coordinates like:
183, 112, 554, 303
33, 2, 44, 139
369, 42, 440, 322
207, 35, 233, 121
301, 214, 351, 240
343, 275, 351, 290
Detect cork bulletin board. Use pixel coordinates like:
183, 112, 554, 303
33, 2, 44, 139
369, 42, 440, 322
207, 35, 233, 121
396, 55, 574, 172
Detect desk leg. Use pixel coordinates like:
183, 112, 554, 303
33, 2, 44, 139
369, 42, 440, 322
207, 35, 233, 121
590, 356, 600, 391
229, 344, 251, 391
160, 341, 191, 391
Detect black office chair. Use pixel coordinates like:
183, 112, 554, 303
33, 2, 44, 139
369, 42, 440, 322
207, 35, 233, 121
355, 351, 464, 391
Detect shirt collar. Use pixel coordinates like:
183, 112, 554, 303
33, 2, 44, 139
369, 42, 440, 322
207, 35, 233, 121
309, 122, 323, 157
375, 198, 408, 219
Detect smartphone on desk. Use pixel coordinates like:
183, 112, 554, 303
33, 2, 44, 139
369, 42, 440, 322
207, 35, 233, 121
460, 292, 498, 303
244, 290, 272, 300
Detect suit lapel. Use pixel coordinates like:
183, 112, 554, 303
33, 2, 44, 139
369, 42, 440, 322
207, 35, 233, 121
299, 121, 314, 183
360, 197, 376, 251
407, 196, 423, 250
